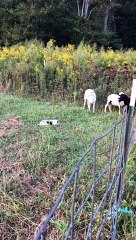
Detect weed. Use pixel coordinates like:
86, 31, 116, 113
0, 94, 135, 239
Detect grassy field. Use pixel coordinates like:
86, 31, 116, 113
0, 93, 135, 239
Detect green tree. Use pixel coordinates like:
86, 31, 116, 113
115, 0, 136, 49
0, 0, 136, 49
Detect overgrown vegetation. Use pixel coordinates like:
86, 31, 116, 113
0, 40, 136, 103
0, 94, 135, 239
0, 37, 135, 240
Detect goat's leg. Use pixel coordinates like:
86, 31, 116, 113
83, 99, 86, 109
104, 103, 108, 113
88, 102, 91, 111
118, 105, 121, 115
109, 105, 112, 113
93, 102, 95, 113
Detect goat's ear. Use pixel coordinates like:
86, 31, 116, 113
119, 92, 124, 95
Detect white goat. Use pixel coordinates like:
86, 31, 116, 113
104, 94, 124, 115
84, 89, 96, 112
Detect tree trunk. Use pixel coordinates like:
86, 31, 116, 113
103, 5, 111, 32
84, 0, 90, 19
77, 0, 80, 16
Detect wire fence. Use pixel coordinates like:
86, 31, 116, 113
34, 77, 136, 240
33, 105, 136, 240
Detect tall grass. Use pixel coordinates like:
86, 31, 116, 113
0, 40, 136, 103
0, 93, 135, 239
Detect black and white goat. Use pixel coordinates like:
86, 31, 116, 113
84, 89, 96, 112
118, 92, 130, 112
104, 92, 130, 115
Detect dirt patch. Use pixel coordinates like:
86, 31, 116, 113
0, 83, 6, 93
0, 165, 66, 240
0, 116, 24, 163
0, 116, 23, 138
0, 116, 69, 239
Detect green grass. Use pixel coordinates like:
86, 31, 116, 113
0, 93, 135, 239
0, 93, 119, 171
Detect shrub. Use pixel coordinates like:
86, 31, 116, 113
0, 40, 136, 103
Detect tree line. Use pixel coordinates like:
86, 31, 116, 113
0, 0, 136, 49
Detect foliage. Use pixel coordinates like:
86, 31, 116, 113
0, 40, 136, 102
117, 145, 136, 239
115, 0, 136, 49
0, 0, 136, 49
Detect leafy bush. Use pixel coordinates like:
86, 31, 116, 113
0, 40, 136, 103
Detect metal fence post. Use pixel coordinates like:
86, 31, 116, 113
112, 79, 136, 240
123, 79, 136, 167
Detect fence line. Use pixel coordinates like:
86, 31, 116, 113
34, 113, 126, 240
34, 80, 136, 240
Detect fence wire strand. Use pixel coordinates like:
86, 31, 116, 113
34, 109, 135, 240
